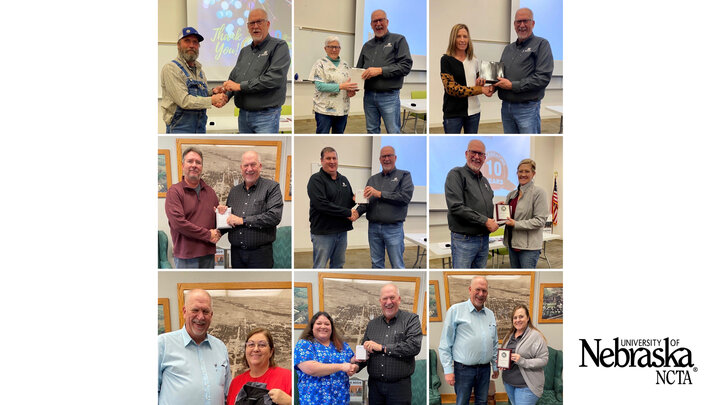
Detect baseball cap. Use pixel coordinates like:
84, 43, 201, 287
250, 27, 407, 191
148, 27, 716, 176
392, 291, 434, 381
178, 27, 204, 42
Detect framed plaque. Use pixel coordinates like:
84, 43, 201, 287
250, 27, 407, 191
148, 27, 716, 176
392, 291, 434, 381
479, 61, 505, 84
498, 348, 513, 370
495, 203, 512, 223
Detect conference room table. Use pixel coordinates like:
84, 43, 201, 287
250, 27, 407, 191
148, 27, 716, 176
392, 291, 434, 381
429, 232, 561, 268
206, 115, 293, 133
400, 99, 426, 133
404, 233, 427, 268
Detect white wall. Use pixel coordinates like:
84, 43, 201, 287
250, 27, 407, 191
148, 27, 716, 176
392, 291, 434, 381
158, 136, 293, 263
428, 271, 563, 397
428, 0, 563, 128
293, 136, 427, 252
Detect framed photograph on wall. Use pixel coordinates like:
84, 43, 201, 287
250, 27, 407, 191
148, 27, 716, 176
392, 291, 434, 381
422, 291, 427, 335
175, 139, 282, 203
284, 155, 292, 201
429, 279, 442, 322
158, 149, 172, 197
158, 298, 171, 334
177, 282, 292, 378
294, 282, 313, 329
538, 283, 563, 324
444, 271, 535, 343
319, 273, 420, 348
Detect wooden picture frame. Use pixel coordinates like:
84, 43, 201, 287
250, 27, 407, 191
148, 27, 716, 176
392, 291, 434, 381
175, 139, 283, 203
177, 282, 292, 378
158, 298, 171, 334
538, 283, 563, 324
443, 272, 535, 343
422, 291, 427, 335
294, 282, 313, 329
429, 280, 442, 322
284, 155, 292, 201
158, 149, 172, 197
319, 273, 421, 348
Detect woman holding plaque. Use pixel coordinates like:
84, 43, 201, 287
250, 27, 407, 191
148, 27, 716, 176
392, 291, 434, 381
500, 305, 549, 405
309, 36, 358, 134
227, 327, 292, 405
440, 23, 494, 133
294, 311, 357, 405
502, 159, 549, 268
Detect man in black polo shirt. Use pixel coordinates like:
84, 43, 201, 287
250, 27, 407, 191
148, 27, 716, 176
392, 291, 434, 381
353, 284, 422, 405
219, 150, 283, 268
360, 145, 414, 268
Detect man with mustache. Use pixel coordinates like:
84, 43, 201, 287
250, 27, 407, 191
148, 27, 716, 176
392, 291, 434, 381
223, 8, 291, 133
218, 150, 283, 268
444, 140, 498, 269
353, 284, 422, 405
158, 289, 230, 405
160, 27, 228, 133
165, 148, 221, 268
356, 9, 413, 134
494, 8, 554, 134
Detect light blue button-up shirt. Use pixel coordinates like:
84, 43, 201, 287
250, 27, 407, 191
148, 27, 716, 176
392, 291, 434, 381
158, 327, 231, 405
438, 299, 499, 374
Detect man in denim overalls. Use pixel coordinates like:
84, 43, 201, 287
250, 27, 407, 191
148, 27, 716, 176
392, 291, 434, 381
160, 27, 228, 133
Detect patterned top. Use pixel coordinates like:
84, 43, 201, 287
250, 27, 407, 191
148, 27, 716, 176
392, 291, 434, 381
310, 56, 352, 116
294, 339, 354, 405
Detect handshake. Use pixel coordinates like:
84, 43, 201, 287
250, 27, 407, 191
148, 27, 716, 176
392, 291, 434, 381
209, 228, 222, 243
209, 80, 243, 108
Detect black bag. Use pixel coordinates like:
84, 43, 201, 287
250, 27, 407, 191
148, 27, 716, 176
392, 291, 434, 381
234, 381, 274, 405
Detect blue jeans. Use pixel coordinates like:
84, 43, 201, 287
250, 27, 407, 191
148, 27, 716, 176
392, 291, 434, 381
504, 384, 539, 405
174, 254, 215, 269
315, 112, 348, 133
363, 90, 401, 133
443, 112, 480, 134
508, 249, 541, 269
368, 222, 405, 269
451, 232, 489, 269
166, 109, 208, 133
454, 362, 490, 405
237, 106, 281, 133
311, 232, 347, 268
501, 100, 541, 134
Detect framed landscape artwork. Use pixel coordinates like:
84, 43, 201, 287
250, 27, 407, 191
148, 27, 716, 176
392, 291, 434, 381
158, 298, 171, 334
319, 273, 421, 348
429, 279, 442, 322
177, 282, 292, 378
284, 155, 292, 201
538, 283, 563, 324
444, 272, 535, 343
294, 282, 313, 329
158, 149, 171, 197
175, 139, 282, 203
422, 291, 427, 335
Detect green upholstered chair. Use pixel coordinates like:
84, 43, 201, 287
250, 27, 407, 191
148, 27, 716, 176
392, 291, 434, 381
429, 349, 442, 405
489, 227, 509, 268
537, 346, 563, 404
272, 226, 292, 268
411, 359, 427, 405
158, 230, 172, 268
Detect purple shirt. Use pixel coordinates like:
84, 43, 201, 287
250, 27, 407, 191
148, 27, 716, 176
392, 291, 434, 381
165, 179, 219, 259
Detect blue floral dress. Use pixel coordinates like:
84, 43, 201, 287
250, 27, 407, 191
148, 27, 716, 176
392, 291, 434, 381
294, 339, 354, 405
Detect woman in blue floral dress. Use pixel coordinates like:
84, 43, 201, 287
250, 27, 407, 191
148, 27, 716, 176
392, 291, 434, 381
294, 311, 358, 405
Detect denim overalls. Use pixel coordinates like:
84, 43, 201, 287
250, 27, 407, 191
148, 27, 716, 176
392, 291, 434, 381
166, 60, 209, 133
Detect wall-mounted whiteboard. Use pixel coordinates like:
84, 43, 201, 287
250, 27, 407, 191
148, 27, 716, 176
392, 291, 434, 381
310, 163, 371, 201
294, 26, 355, 81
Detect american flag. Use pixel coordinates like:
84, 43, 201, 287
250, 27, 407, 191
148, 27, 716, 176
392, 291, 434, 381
551, 175, 559, 225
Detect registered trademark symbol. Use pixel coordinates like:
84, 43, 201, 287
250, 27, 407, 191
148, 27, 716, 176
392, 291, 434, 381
693, 367, 698, 372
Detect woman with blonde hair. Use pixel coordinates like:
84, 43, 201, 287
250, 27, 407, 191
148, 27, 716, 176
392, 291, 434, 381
440, 23, 494, 133
500, 304, 549, 405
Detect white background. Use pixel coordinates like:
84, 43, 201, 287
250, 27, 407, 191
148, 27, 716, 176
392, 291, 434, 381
4, 1, 720, 403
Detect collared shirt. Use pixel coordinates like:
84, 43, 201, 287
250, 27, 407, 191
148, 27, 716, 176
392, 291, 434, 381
158, 327, 231, 405
160, 54, 212, 125
310, 56, 352, 116
165, 179, 219, 259
444, 164, 495, 236
358, 309, 422, 381
363, 168, 414, 224
438, 299, 499, 374
228, 35, 290, 111
224, 177, 283, 249
356, 32, 413, 91
498, 34, 554, 103
307, 168, 357, 235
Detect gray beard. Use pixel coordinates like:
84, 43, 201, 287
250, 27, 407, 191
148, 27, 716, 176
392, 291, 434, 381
181, 50, 198, 63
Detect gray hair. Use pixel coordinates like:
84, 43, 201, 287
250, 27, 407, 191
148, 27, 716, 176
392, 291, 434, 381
241, 150, 262, 165
324, 36, 341, 47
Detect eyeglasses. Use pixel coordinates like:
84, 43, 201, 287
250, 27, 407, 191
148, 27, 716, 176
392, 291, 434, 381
247, 19, 267, 27
514, 19, 532, 25
380, 154, 395, 159
467, 150, 486, 158
245, 341, 269, 349
325, 46, 341, 50
371, 18, 387, 24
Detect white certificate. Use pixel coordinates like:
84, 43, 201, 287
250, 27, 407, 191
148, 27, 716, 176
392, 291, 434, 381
350, 68, 366, 88
355, 345, 367, 361
216, 207, 231, 229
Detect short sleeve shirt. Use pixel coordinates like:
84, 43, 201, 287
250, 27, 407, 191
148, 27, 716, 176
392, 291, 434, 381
294, 339, 355, 405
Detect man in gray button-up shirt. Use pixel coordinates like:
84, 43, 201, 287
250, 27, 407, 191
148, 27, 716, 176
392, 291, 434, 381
494, 8, 554, 134
357, 9, 413, 134
222, 8, 290, 133
444, 140, 499, 268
